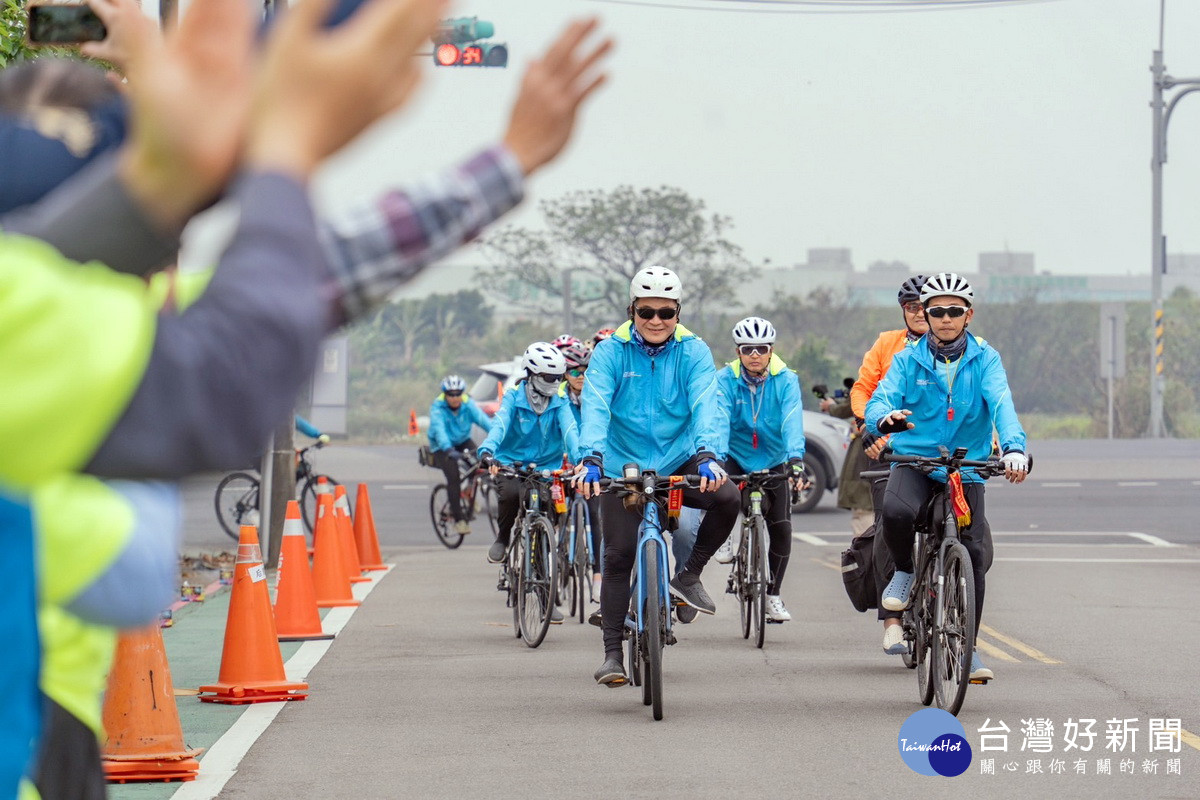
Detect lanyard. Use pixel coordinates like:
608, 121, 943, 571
943, 356, 960, 421
748, 382, 764, 448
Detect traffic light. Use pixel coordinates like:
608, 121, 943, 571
433, 16, 507, 68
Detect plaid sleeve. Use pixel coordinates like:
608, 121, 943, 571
319, 145, 525, 325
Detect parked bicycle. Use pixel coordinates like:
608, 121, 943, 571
421, 447, 498, 549
214, 441, 338, 541
494, 464, 564, 648
725, 470, 790, 649
599, 466, 704, 721
863, 447, 1029, 715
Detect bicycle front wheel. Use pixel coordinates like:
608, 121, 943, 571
751, 518, 768, 649
480, 481, 499, 536
300, 475, 340, 534
915, 552, 938, 706
643, 542, 666, 721
429, 485, 464, 549
214, 472, 260, 541
570, 501, 589, 622
735, 528, 751, 640
933, 541, 976, 716
518, 517, 557, 648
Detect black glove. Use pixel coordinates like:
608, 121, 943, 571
860, 431, 880, 452
478, 452, 496, 470
877, 413, 910, 435
789, 458, 809, 483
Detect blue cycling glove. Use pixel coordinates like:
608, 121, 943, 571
697, 459, 727, 483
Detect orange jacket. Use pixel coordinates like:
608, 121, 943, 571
850, 329, 913, 420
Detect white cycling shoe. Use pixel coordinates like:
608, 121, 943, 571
714, 532, 740, 564
764, 595, 791, 622
883, 624, 908, 655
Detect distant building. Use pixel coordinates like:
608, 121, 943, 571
979, 252, 1035, 275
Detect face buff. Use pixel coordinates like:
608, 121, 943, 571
525, 375, 559, 414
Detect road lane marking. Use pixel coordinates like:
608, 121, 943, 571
1040, 481, 1081, 488
974, 638, 1020, 663
793, 533, 830, 546
1125, 532, 1177, 547
1182, 729, 1200, 752
171, 566, 394, 800
978, 623, 1062, 665
996, 558, 1200, 563
1117, 481, 1158, 487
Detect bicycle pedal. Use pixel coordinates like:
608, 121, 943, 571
969, 678, 990, 685
766, 618, 784, 625
665, 632, 677, 646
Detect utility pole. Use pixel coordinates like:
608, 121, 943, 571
562, 270, 573, 335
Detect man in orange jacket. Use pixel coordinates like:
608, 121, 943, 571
849, 275, 928, 656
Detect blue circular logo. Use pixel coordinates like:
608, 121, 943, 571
898, 708, 973, 777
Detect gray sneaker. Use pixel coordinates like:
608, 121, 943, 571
594, 655, 627, 687
675, 603, 698, 624
669, 572, 716, 615
487, 539, 508, 564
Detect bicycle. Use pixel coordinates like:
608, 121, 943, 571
422, 448, 498, 549
494, 465, 564, 648
599, 466, 704, 721
725, 470, 790, 649
556, 481, 597, 624
863, 446, 1028, 716
213, 442, 338, 541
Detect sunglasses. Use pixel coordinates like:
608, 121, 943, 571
925, 305, 969, 319
567, 367, 587, 378
738, 345, 770, 357
444, 391, 464, 398
902, 302, 923, 314
633, 306, 679, 321
533, 372, 564, 382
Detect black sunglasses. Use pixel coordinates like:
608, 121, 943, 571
533, 372, 564, 382
738, 345, 770, 357
925, 305, 968, 319
633, 306, 678, 321
444, 391, 464, 397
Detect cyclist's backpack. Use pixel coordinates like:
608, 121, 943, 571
417, 445, 432, 468
840, 524, 878, 613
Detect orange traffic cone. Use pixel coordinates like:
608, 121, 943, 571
353, 483, 387, 571
312, 494, 360, 608
198, 526, 308, 704
102, 626, 202, 783
307, 476, 333, 557
408, 409, 419, 436
333, 485, 370, 583
275, 501, 333, 642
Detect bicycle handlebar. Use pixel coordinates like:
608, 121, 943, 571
725, 470, 791, 486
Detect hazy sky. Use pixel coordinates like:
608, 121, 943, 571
313, 0, 1200, 281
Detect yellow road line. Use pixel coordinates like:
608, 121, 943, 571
979, 623, 1063, 665
1182, 729, 1200, 752
811, 557, 841, 572
974, 638, 1020, 663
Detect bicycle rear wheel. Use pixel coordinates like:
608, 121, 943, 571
480, 481, 499, 536
933, 541, 975, 715
429, 485, 464, 549
751, 517, 767, 649
518, 517, 557, 648
643, 543, 666, 720
214, 472, 260, 541
508, 535, 522, 638
915, 552, 937, 706
299, 475, 339, 534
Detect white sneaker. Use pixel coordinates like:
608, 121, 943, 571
714, 531, 739, 564
454, 519, 470, 535
764, 595, 791, 622
883, 624, 908, 655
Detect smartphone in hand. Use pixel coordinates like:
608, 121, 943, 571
27, 3, 107, 45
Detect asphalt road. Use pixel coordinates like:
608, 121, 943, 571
173, 440, 1199, 798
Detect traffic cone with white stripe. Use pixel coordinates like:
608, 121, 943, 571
312, 494, 360, 608
353, 483, 387, 571
198, 525, 308, 704
275, 501, 333, 641
333, 485, 370, 583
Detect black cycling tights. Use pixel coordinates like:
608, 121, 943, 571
433, 439, 475, 521
880, 465, 994, 638
725, 458, 793, 596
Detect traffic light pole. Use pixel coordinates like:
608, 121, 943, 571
1148, 49, 1200, 438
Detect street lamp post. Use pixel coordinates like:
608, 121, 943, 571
1148, 48, 1200, 438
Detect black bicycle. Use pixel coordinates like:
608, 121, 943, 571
494, 465, 564, 648
422, 448, 498, 549
555, 481, 597, 624
864, 447, 1027, 716
725, 470, 790, 649
214, 442, 338, 541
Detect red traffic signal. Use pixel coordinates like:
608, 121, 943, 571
435, 43, 461, 66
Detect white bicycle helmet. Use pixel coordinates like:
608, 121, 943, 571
629, 266, 682, 301
522, 342, 566, 377
440, 375, 467, 393
920, 272, 974, 307
731, 316, 776, 346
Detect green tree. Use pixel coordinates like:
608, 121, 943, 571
479, 185, 759, 332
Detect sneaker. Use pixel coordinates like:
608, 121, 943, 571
764, 595, 791, 622
551, 605, 563, 624
713, 531, 738, 564
883, 624, 908, 655
487, 539, 508, 564
594, 655, 627, 687
454, 519, 470, 535
881, 570, 915, 612
970, 652, 994, 681
669, 572, 716, 615
676, 603, 698, 624
588, 609, 603, 628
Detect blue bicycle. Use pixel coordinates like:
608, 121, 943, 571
602, 465, 703, 721
556, 485, 597, 624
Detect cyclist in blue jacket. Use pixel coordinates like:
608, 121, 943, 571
865, 272, 1028, 683
712, 317, 810, 623
429, 375, 492, 535
574, 266, 740, 687
555, 339, 604, 600
478, 343, 580, 567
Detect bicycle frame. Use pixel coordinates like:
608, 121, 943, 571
627, 497, 672, 643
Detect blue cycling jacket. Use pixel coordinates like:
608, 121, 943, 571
580, 321, 722, 478
558, 382, 582, 430
427, 394, 491, 452
478, 386, 579, 470
865, 334, 1026, 483
716, 354, 805, 472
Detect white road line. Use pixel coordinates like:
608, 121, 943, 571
1040, 481, 1082, 488
995, 558, 1200, 564
1117, 481, 1158, 487
171, 566, 394, 800
792, 533, 830, 546
1125, 532, 1178, 548
382, 484, 427, 490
